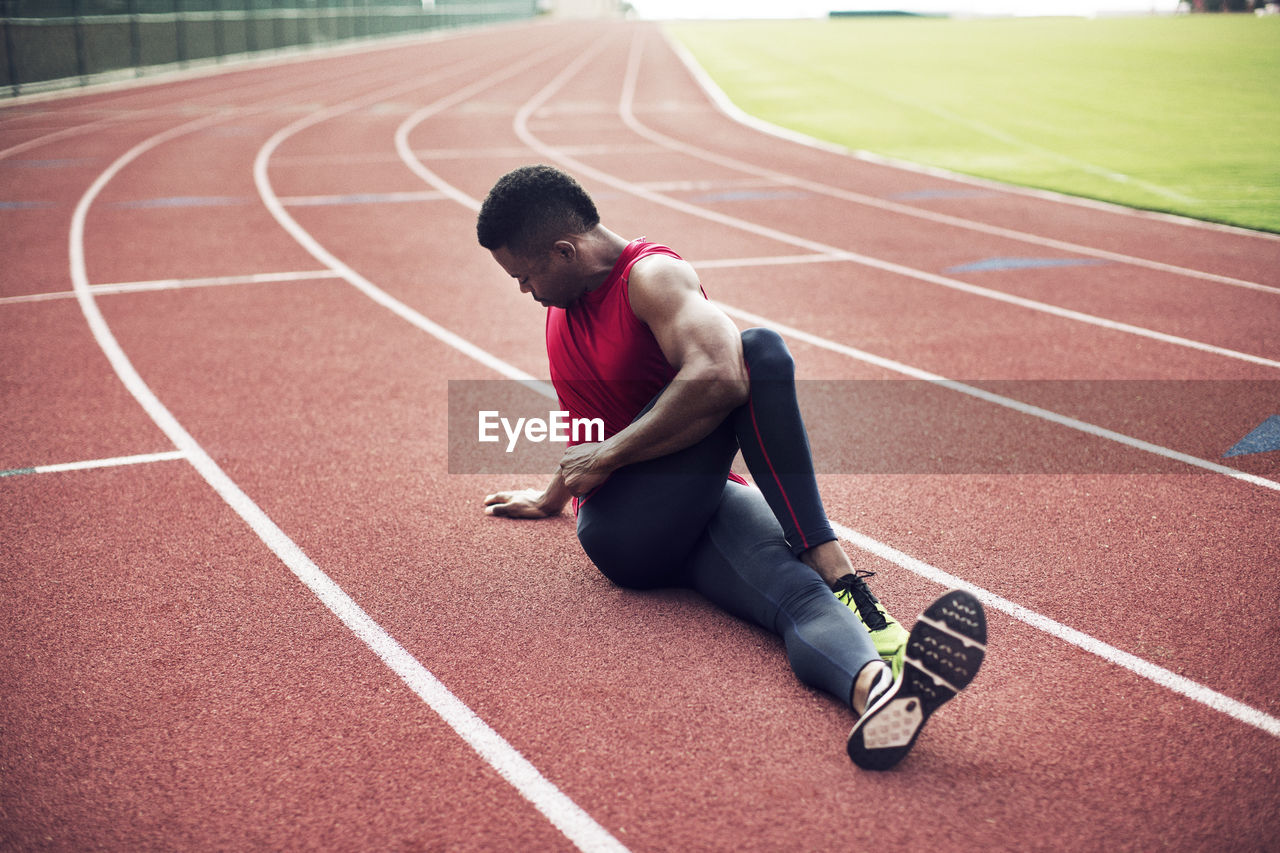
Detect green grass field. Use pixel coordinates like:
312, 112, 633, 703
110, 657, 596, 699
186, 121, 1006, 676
668, 15, 1280, 233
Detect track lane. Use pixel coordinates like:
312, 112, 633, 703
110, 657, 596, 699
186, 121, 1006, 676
0, 298, 173, 470
87, 228, 1280, 852
257, 18, 1280, 835
16, 30, 631, 852
0, 463, 579, 852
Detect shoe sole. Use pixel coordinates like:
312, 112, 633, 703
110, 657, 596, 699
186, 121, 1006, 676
846, 589, 987, 770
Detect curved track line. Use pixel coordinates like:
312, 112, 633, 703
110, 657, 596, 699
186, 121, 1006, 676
660, 32, 1280, 247
380, 36, 1280, 738
1, 63, 370, 162
73, 72, 625, 853
634, 33, 1280, 297
512, 32, 1280, 371
253, 46, 572, 395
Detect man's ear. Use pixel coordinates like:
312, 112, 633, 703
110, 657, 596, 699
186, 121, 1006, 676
551, 239, 577, 262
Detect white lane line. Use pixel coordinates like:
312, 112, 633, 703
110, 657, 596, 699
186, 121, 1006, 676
662, 31, 1280, 251
1, 450, 187, 478
0, 271, 344, 306
66, 65, 620, 853
254, 51, 562, 394
716, 302, 1280, 494
833, 522, 1280, 739
253, 48, 614, 852
381, 31, 1280, 740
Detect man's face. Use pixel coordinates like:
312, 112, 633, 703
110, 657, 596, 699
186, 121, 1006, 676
490, 244, 583, 310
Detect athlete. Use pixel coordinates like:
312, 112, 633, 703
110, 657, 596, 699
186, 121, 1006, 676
476, 164, 987, 769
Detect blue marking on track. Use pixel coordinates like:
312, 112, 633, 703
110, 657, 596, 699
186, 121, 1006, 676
0, 201, 53, 209
946, 257, 1109, 273
283, 192, 438, 206
688, 189, 808, 203
109, 196, 247, 209
0, 158, 96, 169
1224, 415, 1280, 458
0, 467, 37, 478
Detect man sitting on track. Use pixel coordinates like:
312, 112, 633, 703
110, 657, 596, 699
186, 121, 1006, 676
476, 164, 987, 769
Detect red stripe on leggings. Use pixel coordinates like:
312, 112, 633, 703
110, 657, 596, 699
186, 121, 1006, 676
745, 373, 809, 551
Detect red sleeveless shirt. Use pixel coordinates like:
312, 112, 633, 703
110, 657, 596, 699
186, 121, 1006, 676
546, 239, 685, 444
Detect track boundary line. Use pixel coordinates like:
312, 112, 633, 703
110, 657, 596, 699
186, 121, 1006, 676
379, 27, 1280, 739
1, 450, 186, 478
660, 29, 1280, 248
70, 59, 624, 853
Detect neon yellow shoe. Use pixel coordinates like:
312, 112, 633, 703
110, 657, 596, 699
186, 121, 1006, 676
833, 571, 909, 678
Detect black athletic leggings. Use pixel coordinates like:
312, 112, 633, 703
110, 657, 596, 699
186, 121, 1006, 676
575, 328, 878, 707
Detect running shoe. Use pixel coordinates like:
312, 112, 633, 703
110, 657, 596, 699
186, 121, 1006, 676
846, 588, 987, 771
833, 570, 909, 678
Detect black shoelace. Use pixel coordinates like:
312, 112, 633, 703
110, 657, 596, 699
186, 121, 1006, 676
833, 570, 889, 631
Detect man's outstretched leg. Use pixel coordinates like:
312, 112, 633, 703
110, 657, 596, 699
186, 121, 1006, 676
683, 481, 881, 706
685, 482, 988, 771
730, 327, 909, 671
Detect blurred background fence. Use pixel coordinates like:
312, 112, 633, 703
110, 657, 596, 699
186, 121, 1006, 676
1, 0, 540, 97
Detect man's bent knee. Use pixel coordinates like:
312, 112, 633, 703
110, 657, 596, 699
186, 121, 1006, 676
741, 327, 794, 378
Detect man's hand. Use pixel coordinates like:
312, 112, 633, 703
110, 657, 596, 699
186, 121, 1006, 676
484, 470, 573, 519
558, 442, 614, 497
483, 488, 561, 519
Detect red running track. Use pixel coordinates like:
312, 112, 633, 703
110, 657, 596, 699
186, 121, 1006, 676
2, 19, 1279, 851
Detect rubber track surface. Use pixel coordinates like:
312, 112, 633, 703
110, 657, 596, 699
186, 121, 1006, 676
2, 19, 1278, 852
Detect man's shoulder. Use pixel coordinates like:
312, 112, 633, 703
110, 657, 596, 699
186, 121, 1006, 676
628, 251, 699, 293
627, 252, 707, 328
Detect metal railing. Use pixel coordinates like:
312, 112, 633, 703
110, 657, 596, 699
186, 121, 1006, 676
1, 1, 538, 97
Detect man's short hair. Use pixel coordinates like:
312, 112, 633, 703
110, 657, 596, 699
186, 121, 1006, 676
476, 164, 600, 255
